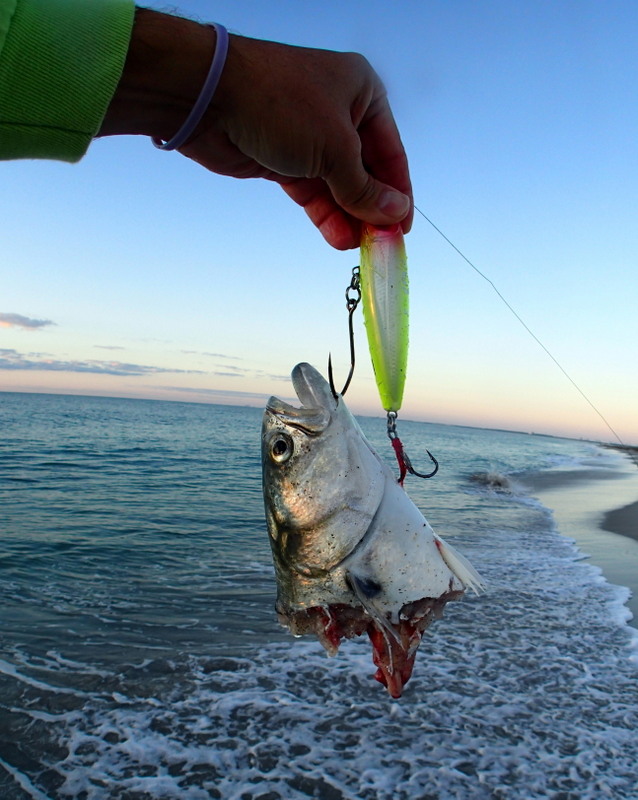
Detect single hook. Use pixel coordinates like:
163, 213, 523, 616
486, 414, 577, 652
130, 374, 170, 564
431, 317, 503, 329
328, 266, 360, 400
402, 447, 439, 479
328, 352, 355, 401
387, 411, 439, 483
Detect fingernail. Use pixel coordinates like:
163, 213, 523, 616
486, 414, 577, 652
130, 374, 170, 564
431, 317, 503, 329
378, 190, 410, 218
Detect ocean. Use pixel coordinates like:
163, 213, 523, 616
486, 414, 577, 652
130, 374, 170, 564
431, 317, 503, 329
1, 391, 637, 800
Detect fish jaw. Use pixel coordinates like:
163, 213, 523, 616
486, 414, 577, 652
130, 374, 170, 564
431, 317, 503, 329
262, 363, 484, 697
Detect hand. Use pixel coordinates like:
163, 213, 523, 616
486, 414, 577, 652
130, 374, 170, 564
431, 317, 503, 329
100, 10, 412, 250
187, 34, 413, 250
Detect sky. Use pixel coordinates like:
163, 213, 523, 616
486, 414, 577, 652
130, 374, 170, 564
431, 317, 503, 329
2, 0, 638, 443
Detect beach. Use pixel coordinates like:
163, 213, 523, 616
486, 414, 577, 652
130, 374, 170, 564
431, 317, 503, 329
603, 499, 638, 540
520, 444, 638, 628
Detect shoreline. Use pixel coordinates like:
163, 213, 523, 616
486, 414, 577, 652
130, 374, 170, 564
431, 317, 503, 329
602, 442, 638, 468
599, 445, 638, 542
520, 446, 638, 629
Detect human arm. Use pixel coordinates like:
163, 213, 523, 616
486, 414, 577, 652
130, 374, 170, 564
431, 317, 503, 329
0, 0, 134, 161
0, 2, 412, 250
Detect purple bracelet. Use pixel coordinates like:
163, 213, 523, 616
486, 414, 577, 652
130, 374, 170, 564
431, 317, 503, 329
152, 22, 229, 151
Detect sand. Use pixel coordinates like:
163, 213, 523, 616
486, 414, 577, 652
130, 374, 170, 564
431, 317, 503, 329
601, 500, 638, 541
599, 445, 638, 543
523, 445, 638, 628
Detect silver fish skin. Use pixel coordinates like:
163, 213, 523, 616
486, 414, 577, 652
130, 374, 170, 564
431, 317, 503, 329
262, 362, 484, 697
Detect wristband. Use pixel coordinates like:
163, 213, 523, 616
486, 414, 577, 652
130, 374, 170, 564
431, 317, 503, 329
152, 23, 229, 151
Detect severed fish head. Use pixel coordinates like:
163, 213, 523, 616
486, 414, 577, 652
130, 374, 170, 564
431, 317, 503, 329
262, 363, 484, 697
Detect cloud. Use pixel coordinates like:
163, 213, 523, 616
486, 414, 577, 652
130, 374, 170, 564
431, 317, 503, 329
181, 350, 241, 360
209, 363, 290, 382
155, 385, 296, 404
0, 313, 54, 330
0, 349, 204, 377
94, 345, 126, 351
161, 386, 272, 400
266, 373, 294, 382
178, 351, 291, 383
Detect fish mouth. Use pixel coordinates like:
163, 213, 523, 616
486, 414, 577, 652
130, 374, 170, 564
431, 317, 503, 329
266, 363, 336, 435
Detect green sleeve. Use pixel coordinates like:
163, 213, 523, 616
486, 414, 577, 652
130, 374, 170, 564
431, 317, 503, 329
0, 0, 135, 162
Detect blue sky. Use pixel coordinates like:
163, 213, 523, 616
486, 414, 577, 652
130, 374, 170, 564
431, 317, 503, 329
2, 0, 638, 443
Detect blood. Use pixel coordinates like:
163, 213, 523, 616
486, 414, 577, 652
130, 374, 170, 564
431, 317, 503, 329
318, 607, 345, 652
367, 623, 421, 699
279, 590, 462, 698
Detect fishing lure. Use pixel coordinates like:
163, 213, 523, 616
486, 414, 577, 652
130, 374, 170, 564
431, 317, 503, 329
359, 223, 409, 414
359, 223, 438, 482
329, 223, 437, 482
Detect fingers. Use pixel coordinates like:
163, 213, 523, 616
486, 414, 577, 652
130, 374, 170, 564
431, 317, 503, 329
280, 103, 413, 251
280, 177, 362, 250
281, 93, 413, 249
327, 168, 411, 228
325, 99, 413, 233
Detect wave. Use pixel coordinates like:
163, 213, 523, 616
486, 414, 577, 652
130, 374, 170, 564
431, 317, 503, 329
468, 470, 512, 491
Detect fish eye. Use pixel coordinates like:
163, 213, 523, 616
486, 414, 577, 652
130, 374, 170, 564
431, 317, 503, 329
269, 433, 294, 464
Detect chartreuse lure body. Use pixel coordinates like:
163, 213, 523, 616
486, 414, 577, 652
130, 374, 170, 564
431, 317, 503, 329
359, 224, 409, 413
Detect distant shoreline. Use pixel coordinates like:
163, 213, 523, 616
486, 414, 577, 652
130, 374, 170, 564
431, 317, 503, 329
2, 390, 637, 447
601, 442, 638, 467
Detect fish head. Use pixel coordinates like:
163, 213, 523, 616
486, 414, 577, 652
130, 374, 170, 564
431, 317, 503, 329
261, 363, 484, 698
262, 363, 384, 608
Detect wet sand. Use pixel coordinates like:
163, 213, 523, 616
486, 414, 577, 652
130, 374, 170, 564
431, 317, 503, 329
521, 446, 638, 628
601, 500, 638, 541
599, 445, 638, 542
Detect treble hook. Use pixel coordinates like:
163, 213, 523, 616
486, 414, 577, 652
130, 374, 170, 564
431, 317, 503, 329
387, 411, 439, 484
329, 267, 361, 400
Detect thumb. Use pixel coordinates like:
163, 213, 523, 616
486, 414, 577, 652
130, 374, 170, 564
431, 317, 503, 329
326, 160, 411, 226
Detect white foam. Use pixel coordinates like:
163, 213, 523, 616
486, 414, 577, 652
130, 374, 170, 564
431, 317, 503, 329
0, 658, 88, 697
0, 756, 53, 800
40, 619, 638, 800
25, 514, 637, 800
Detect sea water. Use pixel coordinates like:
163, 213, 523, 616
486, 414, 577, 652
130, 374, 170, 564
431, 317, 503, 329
0, 392, 637, 800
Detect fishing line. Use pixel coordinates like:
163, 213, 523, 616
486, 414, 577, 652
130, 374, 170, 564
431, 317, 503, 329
414, 205, 625, 447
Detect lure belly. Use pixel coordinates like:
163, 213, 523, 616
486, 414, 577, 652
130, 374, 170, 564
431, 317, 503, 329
359, 224, 409, 413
